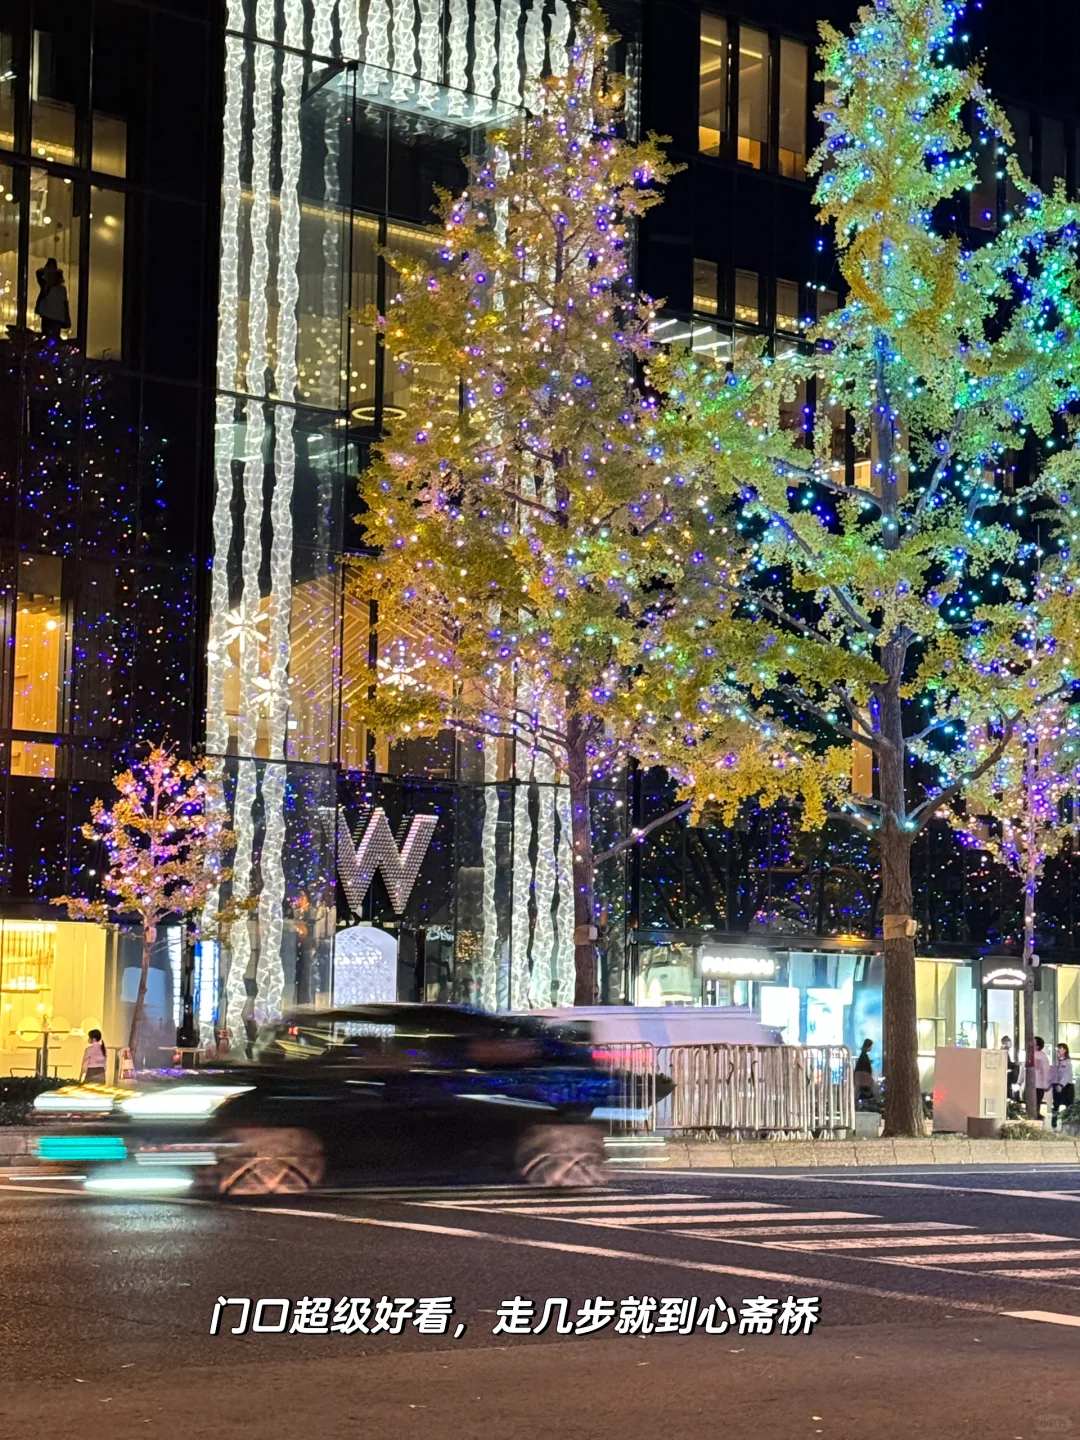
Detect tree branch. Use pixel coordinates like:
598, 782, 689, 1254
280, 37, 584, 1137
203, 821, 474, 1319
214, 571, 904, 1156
909, 717, 1018, 834
593, 801, 692, 865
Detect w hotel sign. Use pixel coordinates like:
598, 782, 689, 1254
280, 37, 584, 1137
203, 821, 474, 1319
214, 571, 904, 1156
319, 807, 437, 916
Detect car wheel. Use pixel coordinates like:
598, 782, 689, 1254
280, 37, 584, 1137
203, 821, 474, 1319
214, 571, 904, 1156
212, 1127, 325, 1197
516, 1124, 607, 1188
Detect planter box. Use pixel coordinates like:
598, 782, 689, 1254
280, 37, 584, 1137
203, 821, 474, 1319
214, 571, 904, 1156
854, 1112, 883, 1139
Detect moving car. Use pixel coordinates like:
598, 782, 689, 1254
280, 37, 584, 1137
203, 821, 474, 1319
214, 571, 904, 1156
35, 1004, 639, 1196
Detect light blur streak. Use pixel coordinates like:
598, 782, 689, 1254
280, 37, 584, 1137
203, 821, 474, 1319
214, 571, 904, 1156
84, 1175, 194, 1195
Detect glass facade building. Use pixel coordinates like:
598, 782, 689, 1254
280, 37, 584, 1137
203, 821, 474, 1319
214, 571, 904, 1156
5, 0, 1080, 1077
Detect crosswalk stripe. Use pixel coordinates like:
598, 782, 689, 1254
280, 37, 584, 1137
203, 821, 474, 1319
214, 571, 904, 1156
772, 1232, 1072, 1252
674, 1221, 970, 1239
585, 1209, 875, 1228
890, 1248, 1080, 1267
421, 1196, 746, 1214
449, 1202, 784, 1218
996, 1271, 1080, 1280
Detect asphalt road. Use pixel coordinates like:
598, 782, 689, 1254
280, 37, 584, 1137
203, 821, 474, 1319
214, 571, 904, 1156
4, 1162, 1080, 1439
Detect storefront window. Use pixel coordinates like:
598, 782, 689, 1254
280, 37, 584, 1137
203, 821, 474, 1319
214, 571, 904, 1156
349, 214, 380, 425
0, 920, 107, 1079
11, 554, 63, 778
87, 186, 124, 359
778, 38, 807, 180
698, 14, 727, 158
737, 26, 769, 169
1057, 968, 1080, 1054
916, 957, 977, 1090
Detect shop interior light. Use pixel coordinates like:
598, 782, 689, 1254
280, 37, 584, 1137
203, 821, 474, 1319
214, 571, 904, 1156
120, 1085, 254, 1119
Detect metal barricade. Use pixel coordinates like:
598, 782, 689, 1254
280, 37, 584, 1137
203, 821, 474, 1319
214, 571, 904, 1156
601, 1042, 853, 1139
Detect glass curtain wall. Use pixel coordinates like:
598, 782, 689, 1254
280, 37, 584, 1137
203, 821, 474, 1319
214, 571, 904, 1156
213, 0, 636, 1027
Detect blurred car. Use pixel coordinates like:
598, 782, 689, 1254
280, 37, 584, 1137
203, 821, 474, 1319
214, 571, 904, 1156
34, 1004, 647, 1196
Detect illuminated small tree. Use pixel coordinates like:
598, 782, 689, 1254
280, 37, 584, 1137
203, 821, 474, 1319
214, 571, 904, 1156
54, 745, 234, 1064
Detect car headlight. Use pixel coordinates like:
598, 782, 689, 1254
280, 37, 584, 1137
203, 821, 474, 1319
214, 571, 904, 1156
120, 1085, 254, 1119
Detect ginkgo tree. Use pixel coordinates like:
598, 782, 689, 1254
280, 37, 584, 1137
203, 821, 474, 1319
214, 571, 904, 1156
356, 5, 813, 1003
659, 0, 1080, 1135
55, 745, 234, 1065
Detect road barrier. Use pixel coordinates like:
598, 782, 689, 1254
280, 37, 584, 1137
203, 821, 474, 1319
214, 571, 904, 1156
603, 1042, 854, 1139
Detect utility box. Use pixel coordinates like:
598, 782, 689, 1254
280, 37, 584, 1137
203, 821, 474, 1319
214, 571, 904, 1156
933, 1047, 1007, 1134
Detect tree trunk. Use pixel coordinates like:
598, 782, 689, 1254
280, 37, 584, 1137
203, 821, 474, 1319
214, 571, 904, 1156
876, 652, 924, 1138
566, 711, 598, 1005
879, 826, 923, 1136
128, 923, 156, 1066
1023, 780, 1038, 1118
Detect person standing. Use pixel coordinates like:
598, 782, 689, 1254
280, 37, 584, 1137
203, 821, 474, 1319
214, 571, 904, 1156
34, 258, 71, 339
1050, 1043, 1076, 1130
1001, 1035, 1019, 1099
81, 1029, 107, 1084
1032, 1036, 1052, 1118
854, 1038, 875, 1104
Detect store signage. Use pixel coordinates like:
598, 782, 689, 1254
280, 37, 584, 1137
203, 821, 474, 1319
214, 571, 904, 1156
699, 950, 778, 981
319, 806, 437, 915
980, 960, 1027, 990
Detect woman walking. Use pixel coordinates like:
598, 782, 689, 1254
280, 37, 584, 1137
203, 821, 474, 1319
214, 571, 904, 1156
81, 1029, 107, 1084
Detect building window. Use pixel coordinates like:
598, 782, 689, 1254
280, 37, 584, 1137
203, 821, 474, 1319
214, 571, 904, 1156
775, 278, 801, 333
11, 554, 64, 779
87, 187, 124, 359
0, 31, 14, 152
698, 15, 727, 157
29, 166, 79, 340
778, 38, 807, 180
0, 165, 17, 333
31, 30, 77, 167
737, 26, 769, 169
693, 257, 719, 315
817, 288, 839, 319
1042, 116, 1066, 191
734, 268, 759, 325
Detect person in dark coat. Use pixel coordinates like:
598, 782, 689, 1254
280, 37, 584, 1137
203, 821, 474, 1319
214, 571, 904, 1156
35, 258, 71, 338
854, 1037, 875, 1103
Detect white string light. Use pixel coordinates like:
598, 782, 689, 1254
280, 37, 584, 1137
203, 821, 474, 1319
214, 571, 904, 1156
447, 0, 469, 115
497, 0, 522, 111
416, 0, 440, 109
529, 752, 555, 1008
391, 0, 417, 102
554, 782, 574, 1004
472, 0, 498, 116
479, 736, 500, 1011
510, 728, 533, 1010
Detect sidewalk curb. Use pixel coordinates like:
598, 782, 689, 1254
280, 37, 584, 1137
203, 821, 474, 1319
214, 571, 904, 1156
637, 1136, 1080, 1168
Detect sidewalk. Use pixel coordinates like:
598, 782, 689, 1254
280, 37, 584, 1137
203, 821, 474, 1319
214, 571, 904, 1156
638, 1134, 1080, 1168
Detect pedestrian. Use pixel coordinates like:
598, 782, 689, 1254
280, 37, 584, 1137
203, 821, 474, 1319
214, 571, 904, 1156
81, 1028, 107, 1084
1050, 1043, 1076, 1130
854, 1037, 875, 1104
1001, 1035, 1019, 1098
1033, 1036, 1052, 1118
34, 258, 71, 339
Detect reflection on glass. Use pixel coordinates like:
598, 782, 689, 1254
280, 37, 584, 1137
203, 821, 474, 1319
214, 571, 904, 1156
87, 186, 124, 359
775, 278, 800, 333
0, 31, 15, 152
12, 555, 64, 779
778, 38, 807, 180
349, 214, 380, 424
92, 113, 127, 179
734, 268, 758, 324
382, 219, 450, 416
737, 26, 768, 169
31, 30, 76, 166
0, 165, 17, 333
1042, 116, 1066, 191
29, 166, 79, 338
692, 257, 719, 315
698, 14, 727, 157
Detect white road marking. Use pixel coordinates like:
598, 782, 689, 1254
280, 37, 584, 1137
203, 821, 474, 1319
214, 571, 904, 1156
584, 1210, 874, 1228
773, 1232, 1072, 1252
677, 1221, 970, 1239
994, 1270, 1080, 1280
888, 1248, 1080, 1267
728, 1175, 1080, 1203
1001, 1310, 1080, 1327
422, 1198, 761, 1215
237, 1202, 1006, 1315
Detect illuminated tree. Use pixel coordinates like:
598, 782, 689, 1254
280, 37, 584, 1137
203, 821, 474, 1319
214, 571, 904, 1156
663, 0, 1080, 1134
356, 6, 808, 1002
54, 745, 234, 1063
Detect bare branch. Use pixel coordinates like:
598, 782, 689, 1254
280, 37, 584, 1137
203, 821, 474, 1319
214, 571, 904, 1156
593, 802, 692, 865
